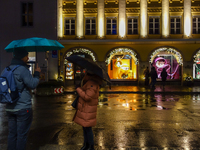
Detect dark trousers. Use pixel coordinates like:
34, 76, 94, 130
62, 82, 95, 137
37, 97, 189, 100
150, 79, 157, 88
83, 127, 94, 145
7, 108, 33, 150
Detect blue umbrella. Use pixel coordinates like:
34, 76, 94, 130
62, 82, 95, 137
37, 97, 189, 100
5, 37, 64, 52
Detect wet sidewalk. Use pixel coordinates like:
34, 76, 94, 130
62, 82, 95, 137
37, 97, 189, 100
64, 85, 200, 94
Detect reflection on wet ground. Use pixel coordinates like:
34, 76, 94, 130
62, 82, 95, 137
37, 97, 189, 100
1, 93, 200, 149
98, 93, 180, 111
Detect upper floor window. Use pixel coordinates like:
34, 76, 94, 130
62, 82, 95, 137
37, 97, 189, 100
106, 18, 117, 35
85, 18, 96, 35
170, 17, 181, 34
21, 2, 33, 26
193, 17, 200, 34
149, 17, 159, 34
127, 17, 138, 35
65, 18, 75, 35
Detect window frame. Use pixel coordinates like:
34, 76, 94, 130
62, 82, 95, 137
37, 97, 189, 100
170, 16, 181, 34
64, 17, 75, 35
127, 17, 138, 35
192, 16, 200, 34
85, 17, 96, 35
149, 16, 160, 34
106, 17, 117, 35
21, 2, 33, 27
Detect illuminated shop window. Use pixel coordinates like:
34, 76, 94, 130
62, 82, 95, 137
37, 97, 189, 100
108, 55, 137, 80
21, 2, 33, 26
127, 17, 138, 35
193, 51, 200, 79
85, 17, 96, 35
152, 54, 180, 79
64, 18, 75, 35
106, 18, 117, 35
149, 17, 159, 34
170, 17, 181, 34
192, 17, 200, 34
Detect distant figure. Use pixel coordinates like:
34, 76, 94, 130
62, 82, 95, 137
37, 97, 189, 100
150, 67, 158, 89
143, 67, 150, 86
161, 68, 168, 87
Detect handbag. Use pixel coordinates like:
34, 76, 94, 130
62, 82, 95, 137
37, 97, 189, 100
71, 95, 79, 109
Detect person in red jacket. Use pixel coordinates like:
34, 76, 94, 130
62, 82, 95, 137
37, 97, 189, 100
73, 71, 102, 150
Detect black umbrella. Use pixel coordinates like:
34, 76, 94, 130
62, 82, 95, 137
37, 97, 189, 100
66, 55, 111, 85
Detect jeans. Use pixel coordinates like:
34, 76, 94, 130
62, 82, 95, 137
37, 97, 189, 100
7, 108, 33, 150
83, 127, 94, 145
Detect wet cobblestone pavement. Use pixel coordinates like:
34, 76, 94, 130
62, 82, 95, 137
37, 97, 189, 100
1, 86, 200, 149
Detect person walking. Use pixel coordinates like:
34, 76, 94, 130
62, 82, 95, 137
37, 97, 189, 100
143, 67, 150, 86
161, 68, 168, 88
73, 71, 102, 150
149, 66, 158, 89
2, 49, 41, 150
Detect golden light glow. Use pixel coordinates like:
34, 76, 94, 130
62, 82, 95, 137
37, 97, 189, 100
77, 0, 84, 37
140, 0, 147, 37
98, 0, 104, 38
184, 17, 191, 37
99, 18, 104, 37
162, 0, 169, 37
119, 19, 125, 38
57, 0, 63, 37
184, 0, 191, 37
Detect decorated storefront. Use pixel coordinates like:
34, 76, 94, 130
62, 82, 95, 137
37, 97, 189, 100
64, 48, 97, 82
106, 48, 138, 80
193, 50, 200, 79
150, 47, 183, 80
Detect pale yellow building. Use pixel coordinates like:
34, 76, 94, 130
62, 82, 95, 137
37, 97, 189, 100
57, 0, 200, 85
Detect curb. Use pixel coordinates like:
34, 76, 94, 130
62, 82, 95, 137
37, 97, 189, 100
64, 91, 200, 94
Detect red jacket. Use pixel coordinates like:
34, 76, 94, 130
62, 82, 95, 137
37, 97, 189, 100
73, 76, 101, 127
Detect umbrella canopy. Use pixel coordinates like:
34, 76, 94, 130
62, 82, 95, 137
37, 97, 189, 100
66, 55, 111, 84
5, 37, 64, 52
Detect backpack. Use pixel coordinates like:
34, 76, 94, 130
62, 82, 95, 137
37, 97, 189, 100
0, 65, 21, 104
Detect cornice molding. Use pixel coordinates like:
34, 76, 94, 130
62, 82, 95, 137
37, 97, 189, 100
63, 7, 191, 14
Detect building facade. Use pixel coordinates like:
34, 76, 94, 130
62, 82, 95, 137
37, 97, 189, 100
1, 0, 200, 85
0, 0, 58, 81
58, 0, 200, 85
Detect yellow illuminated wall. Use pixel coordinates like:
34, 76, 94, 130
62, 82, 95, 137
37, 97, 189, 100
108, 58, 137, 79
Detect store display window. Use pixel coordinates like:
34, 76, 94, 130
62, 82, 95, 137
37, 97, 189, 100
152, 55, 180, 79
108, 54, 137, 79
193, 55, 200, 79
66, 63, 74, 79
65, 54, 88, 80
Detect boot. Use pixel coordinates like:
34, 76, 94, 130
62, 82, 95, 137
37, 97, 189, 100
86, 144, 94, 150
80, 142, 89, 150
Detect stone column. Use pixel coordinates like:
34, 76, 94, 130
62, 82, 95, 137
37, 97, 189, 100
76, 0, 84, 38
184, 0, 192, 38
119, 0, 126, 38
57, 0, 63, 38
97, 0, 105, 38
140, 0, 148, 38
162, 0, 169, 38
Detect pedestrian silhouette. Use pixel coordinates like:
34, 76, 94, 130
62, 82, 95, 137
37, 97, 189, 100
149, 66, 158, 89
143, 67, 150, 86
161, 68, 168, 88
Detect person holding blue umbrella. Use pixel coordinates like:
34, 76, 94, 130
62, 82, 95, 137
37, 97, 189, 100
2, 48, 41, 150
